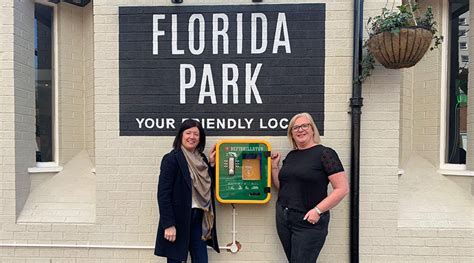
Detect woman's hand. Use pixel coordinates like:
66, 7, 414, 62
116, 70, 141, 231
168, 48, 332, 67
164, 226, 177, 242
303, 208, 321, 225
271, 152, 281, 168
209, 144, 216, 167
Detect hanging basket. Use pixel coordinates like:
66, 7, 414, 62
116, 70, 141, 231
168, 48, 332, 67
366, 27, 433, 69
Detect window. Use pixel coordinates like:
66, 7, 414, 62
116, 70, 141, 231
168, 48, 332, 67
35, 3, 56, 164
445, 1, 469, 165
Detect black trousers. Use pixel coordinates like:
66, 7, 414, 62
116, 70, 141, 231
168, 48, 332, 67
167, 208, 208, 263
276, 202, 329, 263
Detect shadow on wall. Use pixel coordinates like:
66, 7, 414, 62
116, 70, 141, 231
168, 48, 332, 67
18, 150, 95, 224
398, 153, 474, 228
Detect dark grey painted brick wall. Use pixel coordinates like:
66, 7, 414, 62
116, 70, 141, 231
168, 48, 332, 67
119, 4, 325, 136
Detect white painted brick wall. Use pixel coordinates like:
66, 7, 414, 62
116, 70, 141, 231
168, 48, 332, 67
58, 3, 86, 164
408, 0, 442, 166
0, 0, 15, 226
0, 0, 472, 262
91, 1, 353, 262
399, 67, 413, 167
84, 3, 95, 165
13, 0, 35, 215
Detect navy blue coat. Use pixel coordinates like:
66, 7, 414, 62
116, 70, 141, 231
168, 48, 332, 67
154, 148, 220, 261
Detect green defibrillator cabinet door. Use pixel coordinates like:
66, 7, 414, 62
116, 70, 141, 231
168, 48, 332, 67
215, 140, 271, 204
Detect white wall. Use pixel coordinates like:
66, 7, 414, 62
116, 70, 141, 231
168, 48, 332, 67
58, 2, 86, 164
13, 0, 35, 216
84, 3, 95, 165
0, 0, 472, 262
0, 0, 17, 223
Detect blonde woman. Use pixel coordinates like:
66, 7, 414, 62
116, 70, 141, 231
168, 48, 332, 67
271, 113, 349, 262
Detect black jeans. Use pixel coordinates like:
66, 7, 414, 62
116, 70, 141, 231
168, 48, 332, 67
276, 202, 329, 263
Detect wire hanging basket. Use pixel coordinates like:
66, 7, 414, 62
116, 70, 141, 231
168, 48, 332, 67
366, 27, 433, 69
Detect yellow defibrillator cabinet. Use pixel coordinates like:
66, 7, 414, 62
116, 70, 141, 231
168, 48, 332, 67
215, 140, 272, 204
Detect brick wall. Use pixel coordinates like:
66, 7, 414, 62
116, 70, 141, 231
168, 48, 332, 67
58, 3, 85, 164
410, 0, 442, 166
13, 0, 35, 215
93, 0, 352, 261
358, 2, 401, 260
400, 66, 413, 167
84, 3, 95, 164
0, 0, 472, 262
0, 0, 16, 223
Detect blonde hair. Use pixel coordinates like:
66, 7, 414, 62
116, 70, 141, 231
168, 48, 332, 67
287, 112, 321, 149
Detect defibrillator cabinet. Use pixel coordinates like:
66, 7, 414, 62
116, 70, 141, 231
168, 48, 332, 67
215, 140, 272, 204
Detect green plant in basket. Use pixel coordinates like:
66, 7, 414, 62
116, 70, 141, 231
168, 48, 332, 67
356, 1, 443, 84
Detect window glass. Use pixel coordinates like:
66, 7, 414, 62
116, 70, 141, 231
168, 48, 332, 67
35, 3, 54, 162
447, 1, 469, 164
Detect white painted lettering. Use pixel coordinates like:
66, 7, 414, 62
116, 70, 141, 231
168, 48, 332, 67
198, 64, 217, 104
273, 13, 291, 54
267, 118, 278, 128
180, 64, 196, 104
259, 118, 289, 129
251, 13, 268, 54
228, 119, 237, 129
189, 14, 205, 55
152, 14, 166, 55
136, 118, 145, 129
136, 118, 176, 129
207, 118, 215, 129
237, 119, 246, 129
236, 13, 243, 54
260, 118, 267, 129
245, 63, 263, 104
167, 118, 176, 129
213, 14, 229, 54
222, 64, 239, 104
244, 118, 254, 128
280, 118, 289, 129
153, 12, 292, 55
145, 118, 155, 129
171, 14, 184, 55
216, 119, 225, 129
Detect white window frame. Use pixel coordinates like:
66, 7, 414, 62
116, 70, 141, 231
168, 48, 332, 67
29, 0, 61, 173
460, 42, 468, 49
439, 0, 474, 176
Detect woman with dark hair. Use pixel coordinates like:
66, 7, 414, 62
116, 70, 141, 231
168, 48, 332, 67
154, 119, 220, 262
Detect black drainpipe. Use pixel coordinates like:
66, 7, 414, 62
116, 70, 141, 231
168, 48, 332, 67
350, 0, 363, 262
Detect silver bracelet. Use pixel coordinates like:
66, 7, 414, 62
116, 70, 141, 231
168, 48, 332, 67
314, 206, 323, 215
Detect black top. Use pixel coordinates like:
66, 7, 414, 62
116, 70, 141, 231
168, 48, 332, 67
277, 144, 344, 212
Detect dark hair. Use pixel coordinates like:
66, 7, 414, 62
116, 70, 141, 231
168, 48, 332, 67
172, 119, 206, 153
